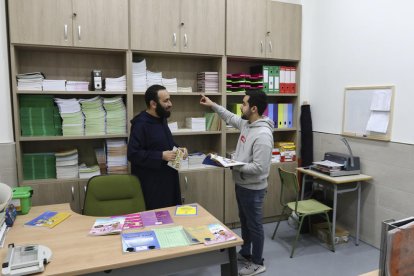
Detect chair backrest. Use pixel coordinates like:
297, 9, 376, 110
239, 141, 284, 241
83, 174, 146, 216
278, 168, 300, 213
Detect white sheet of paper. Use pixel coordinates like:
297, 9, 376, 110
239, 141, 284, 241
370, 89, 392, 111
366, 111, 389, 133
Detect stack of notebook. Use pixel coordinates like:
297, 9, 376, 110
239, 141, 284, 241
103, 96, 127, 135
22, 153, 56, 180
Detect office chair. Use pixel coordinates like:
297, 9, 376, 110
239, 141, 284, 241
83, 174, 146, 216
272, 168, 335, 258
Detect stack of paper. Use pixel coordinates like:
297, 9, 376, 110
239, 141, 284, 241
103, 96, 127, 134
105, 75, 126, 91
55, 149, 79, 179
162, 78, 178, 93
19, 95, 62, 136
16, 72, 44, 91
78, 163, 101, 179
22, 153, 56, 180
94, 148, 107, 175
42, 79, 66, 91
132, 59, 147, 92
106, 139, 128, 174
177, 87, 193, 93
187, 152, 206, 167
79, 96, 106, 136
186, 117, 206, 131
146, 70, 163, 88
197, 72, 219, 92
54, 98, 84, 136
66, 81, 89, 91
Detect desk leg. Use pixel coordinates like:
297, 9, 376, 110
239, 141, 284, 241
332, 184, 338, 246
356, 181, 361, 246
301, 174, 306, 200
221, 247, 237, 276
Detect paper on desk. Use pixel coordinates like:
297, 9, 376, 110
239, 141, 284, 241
366, 111, 389, 133
153, 226, 192, 248
313, 160, 344, 167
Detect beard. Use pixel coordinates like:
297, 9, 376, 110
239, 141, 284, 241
241, 109, 251, 120
155, 102, 171, 118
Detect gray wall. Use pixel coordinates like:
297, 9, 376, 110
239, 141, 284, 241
313, 132, 414, 248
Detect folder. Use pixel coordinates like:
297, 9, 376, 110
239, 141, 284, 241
287, 103, 293, 128
273, 66, 280, 94
250, 65, 270, 94
278, 103, 284, 128
283, 103, 289, 128
267, 103, 274, 121
280, 66, 287, 94
290, 67, 296, 94
273, 103, 278, 128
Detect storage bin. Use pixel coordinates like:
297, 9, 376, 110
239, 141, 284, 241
11, 186, 33, 215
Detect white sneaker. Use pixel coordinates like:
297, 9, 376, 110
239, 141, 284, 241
239, 263, 266, 276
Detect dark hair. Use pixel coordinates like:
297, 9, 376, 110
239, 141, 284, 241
144, 85, 166, 107
245, 90, 268, 116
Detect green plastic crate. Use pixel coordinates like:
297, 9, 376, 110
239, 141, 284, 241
11, 186, 33, 215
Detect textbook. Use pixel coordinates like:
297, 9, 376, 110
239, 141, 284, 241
204, 223, 237, 245
167, 146, 186, 170
89, 217, 125, 236
25, 211, 71, 228
202, 153, 246, 168
140, 210, 173, 227
111, 213, 143, 230
175, 204, 198, 216
121, 230, 160, 253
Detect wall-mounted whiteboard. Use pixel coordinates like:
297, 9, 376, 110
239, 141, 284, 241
342, 85, 395, 141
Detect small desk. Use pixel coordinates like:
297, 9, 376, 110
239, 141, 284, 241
297, 168, 373, 245
0, 204, 243, 275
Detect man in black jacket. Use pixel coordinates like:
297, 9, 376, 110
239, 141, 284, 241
127, 85, 187, 210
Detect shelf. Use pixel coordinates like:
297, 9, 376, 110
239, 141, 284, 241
226, 92, 297, 97
17, 90, 127, 95
178, 164, 222, 172
172, 130, 221, 136
19, 134, 128, 141
226, 128, 297, 134
133, 92, 222, 96
22, 178, 81, 185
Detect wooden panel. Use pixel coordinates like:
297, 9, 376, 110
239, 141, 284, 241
72, 0, 128, 49
28, 180, 78, 207
226, 0, 267, 58
267, 2, 302, 60
224, 168, 238, 224
179, 169, 224, 221
130, 0, 180, 52
180, 0, 225, 55
8, 0, 73, 46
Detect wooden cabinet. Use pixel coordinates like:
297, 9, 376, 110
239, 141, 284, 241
28, 180, 80, 210
179, 168, 224, 221
8, 0, 128, 49
130, 0, 225, 55
226, 0, 301, 60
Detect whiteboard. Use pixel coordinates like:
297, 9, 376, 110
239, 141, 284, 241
342, 85, 395, 141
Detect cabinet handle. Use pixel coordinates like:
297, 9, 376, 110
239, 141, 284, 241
184, 176, 188, 190
64, 24, 68, 41
184, 33, 188, 48
260, 41, 264, 53
78, 25, 81, 41
173, 33, 177, 47
269, 40, 273, 53
71, 186, 75, 201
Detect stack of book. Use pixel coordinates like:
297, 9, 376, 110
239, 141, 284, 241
185, 117, 206, 131
105, 75, 127, 91
22, 153, 56, 180
94, 148, 107, 175
162, 77, 178, 93
55, 149, 79, 179
79, 96, 106, 136
275, 142, 296, 162
205, 113, 221, 131
197, 72, 219, 92
42, 79, 66, 91
146, 70, 163, 88
106, 139, 128, 174
103, 96, 127, 135
78, 164, 101, 179
66, 81, 89, 91
54, 98, 84, 136
132, 59, 147, 92
16, 72, 44, 91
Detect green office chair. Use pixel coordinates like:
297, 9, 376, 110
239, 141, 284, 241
272, 168, 335, 258
82, 174, 146, 216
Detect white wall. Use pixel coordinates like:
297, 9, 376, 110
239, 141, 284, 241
301, 0, 414, 144
0, 0, 13, 143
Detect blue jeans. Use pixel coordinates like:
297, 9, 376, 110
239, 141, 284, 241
236, 185, 266, 265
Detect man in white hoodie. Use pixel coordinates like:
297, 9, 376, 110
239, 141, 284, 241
200, 90, 273, 276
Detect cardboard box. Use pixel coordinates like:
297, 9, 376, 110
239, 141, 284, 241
312, 222, 349, 245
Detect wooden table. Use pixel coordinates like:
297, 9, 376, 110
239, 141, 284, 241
0, 204, 243, 275
297, 168, 373, 245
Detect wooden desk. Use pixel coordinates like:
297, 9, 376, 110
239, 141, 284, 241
297, 168, 373, 245
0, 204, 243, 275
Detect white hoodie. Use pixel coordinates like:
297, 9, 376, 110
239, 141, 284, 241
212, 104, 274, 190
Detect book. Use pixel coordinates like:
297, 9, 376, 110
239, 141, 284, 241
140, 210, 173, 227
204, 223, 237, 245
202, 153, 246, 168
184, 225, 215, 244
111, 213, 143, 230
89, 217, 125, 236
153, 226, 197, 248
24, 211, 71, 228
121, 230, 160, 252
167, 146, 186, 170
175, 204, 198, 216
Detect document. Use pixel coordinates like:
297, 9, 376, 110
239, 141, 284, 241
121, 231, 160, 252
370, 89, 392, 111
366, 111, 389, 133
153, 226, 194, 248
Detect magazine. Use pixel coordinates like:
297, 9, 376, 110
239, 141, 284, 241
167, 146, 186, 170
140, 210, 173, 227
25, 211, 71, 228
184, 225, 215, 244
175, 204, 198, 216
204, 223, 237, 245
202, 153, 246, 168
121, 231, 160, 252
111, 213, 143, 230
89, 217, 125, 236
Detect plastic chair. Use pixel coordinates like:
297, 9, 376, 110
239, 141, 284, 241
82, 174, 146, 216
271, 168, 335, 258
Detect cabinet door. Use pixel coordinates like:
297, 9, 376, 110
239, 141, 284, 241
8, 0, 73, 46
28, 181, 80, 211
179, 169, 224, 221
130, 0, 180, 52
224, 168, 239, 224
267, 2, 302, 60
72, 0, 128, 49
226, 0, 267, 58
180, 0, 225, 55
